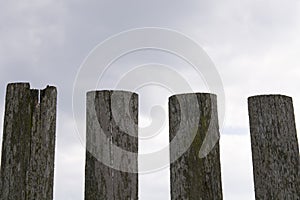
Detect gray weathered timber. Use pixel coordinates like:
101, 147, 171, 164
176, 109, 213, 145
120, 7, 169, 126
85, 90, 138, 200
0, 83, 57, 200
248, 95, 300, 199
169, 93, 223, 200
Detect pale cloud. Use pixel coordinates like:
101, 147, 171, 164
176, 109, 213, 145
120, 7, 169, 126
220, 133, 255, 200
1, 0, 300, 199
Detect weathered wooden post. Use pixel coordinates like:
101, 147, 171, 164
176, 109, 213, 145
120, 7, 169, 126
85, 90, 138, 200
248, 95, 300, 199
0, 83, 57, 200
169, 93, 223, 200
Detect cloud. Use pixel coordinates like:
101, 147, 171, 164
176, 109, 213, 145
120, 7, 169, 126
139, 167, 170, 199
221, 134, 255, 200
1, 0, 300, 199
54, 109, 85, 200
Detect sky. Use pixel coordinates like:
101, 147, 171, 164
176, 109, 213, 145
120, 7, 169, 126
1, 0, 300, 199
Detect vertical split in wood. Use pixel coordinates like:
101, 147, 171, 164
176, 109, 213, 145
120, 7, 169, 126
85, 90, 138, 200
0, 83, 57, 200
248, 95, 300, 199
169, 93, 223, 200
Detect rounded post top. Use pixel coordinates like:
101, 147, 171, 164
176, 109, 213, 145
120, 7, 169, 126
248, 94, 292, 102
86, 90, 138, 96
169, 92, 217, 100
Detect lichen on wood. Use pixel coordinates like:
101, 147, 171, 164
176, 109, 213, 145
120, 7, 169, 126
248, 95, 300, 199
169, 93, 223, 200
0, 83, 57, 200
85, 90, 138, 200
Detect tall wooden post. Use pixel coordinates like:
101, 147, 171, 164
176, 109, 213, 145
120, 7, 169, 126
0, 83, 57, 200
248, 95, 300, 199
169, 93, 223, 200
85, 90, 138, 200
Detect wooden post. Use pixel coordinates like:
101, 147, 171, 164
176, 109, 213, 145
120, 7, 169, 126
85, 90, 138, 200
0, 83, 57, 200
248, 95, 300, 199
169, 93, 223, 200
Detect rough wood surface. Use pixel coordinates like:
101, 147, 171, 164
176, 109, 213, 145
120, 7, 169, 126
169, 93, 223, 200
85, 90, 138, 200
248, 95, 300, 199
0, 83, 57, 200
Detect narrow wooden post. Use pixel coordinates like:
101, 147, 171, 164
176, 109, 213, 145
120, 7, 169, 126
248, 95, 300, 199
85, 90, 138, 200
169, 93, 223, 200
0, 83, 57, 200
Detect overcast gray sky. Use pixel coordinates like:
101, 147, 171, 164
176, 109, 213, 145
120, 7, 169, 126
1, 0, 300, 199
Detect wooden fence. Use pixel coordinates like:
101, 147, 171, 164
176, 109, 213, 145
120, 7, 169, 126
0, 83, 299, 200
